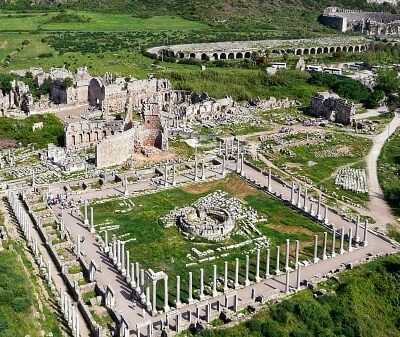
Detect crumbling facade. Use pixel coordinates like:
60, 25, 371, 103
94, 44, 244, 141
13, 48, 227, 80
322, 7, 400, 35
310, 92, 355, 125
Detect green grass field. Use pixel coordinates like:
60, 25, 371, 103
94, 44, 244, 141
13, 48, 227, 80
90, 175, 336, 308
261, 131, 372, 205
0, 243, 61, 337
378, 128, 400, 220
0, 11, 208, 31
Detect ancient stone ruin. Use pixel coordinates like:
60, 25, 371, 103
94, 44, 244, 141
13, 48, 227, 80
322, 7, 400, 35
310, 92, 355, 125
161, 191, 259, 241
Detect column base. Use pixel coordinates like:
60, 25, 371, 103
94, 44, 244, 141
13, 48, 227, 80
340, 249, 345, 255
152, 309, 158, 316
172, 181, 176, 186
223, 287, 229, 293
199, 294, 206, 301
362, 241, 368, 247
331, 252, 336, 258
244, 280, 250, 286
234, 283, 240, 289
212, 291, 218, 298
164, 305, 170, 313
175, 301, 182, 309
255, 276, 261, 283
322, 255, 327, 261
304, 207, 309, 213
188, 298, 195, 305
324, 218, 329, 225
90, 227, 96, 234
104, 246, 109, 253
164, 183, 169, 188
313, 258, 319, 264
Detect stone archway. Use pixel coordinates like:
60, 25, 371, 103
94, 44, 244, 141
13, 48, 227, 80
336, 46, 342, 52
303, 48, 310, 55
213, 53, 219, 60
88, 78, 105, 109
310, 48, 316, 54
296, 49, 302, 55
189, 53, 196, 58
244, 52, 251, 58
236, 52, 243, 59
201, 53, 209, 61
330, 46, 335, 53
317, 47, 322, 54
228, 53, 235, 59
220, 53, 227, 60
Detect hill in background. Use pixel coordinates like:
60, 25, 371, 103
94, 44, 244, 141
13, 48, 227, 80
0, 0, 398, 33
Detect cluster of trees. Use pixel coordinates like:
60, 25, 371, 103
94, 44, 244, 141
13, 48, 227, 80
0, 114, 64, 148
308, 71, 400, 109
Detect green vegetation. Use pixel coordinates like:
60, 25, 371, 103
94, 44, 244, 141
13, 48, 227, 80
91, 175, 332, 308
163, 69, 324, 103
193, 253, 400, 337
0, 244, 61, 337
0, 114, 64, 148
261, 132, 372, 205
378, 128, 400, 218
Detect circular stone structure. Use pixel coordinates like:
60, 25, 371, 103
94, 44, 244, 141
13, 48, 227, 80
178, 206, 234, 241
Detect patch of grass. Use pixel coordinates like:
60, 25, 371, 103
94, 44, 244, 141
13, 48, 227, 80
378, 128, 400, 219
0, 244, 61, 337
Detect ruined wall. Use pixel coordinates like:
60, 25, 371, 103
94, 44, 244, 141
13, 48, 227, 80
310, 92, 354, 125
95, 128, 136, 168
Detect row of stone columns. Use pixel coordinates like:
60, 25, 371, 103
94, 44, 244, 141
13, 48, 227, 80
163, 163, 177, 187
83, 201, 95, 233
60, 289, 80, 336
219, 138, 242, 158
8, 191, 32, 241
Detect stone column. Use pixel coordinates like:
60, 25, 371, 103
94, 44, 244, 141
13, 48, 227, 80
322, 232, 327, 260
164, 164, 169, 187
224, 140, 228, 156
340, 227, 345, 254
117, 240, 121, 269
354, 216, 361, 244
104, 230, 109, 253
363, 220, 368, 246
310, 202, 314, 216
194, 157, 198, 182
313, 235, 319, 263
255, 248, 260, 282
234, 258, 239, 288
275, 246, 280, 274
151, 280, 157, 316
268, 168, 272, 192
266, 248, 270, 278
135, 262, 141, 293
285, 270, 290, 294
126, 251, 130, 280
212, 264, 218, 297
131, 263, 136, 288
121, 242, 126, 274
199, 268, 205, 300
240, 153, 244, 175
296, 265, 301, 291
113, 235, 117, 264
47, 261, 51, 283
236, 150, 240, 173
285, 239, 290, 271
291, 181, 295, 204
172, 163, 176, 186
323, 204, 328, 224
84, 200, 89, 226
201, 160, 205, 180
123, 176, 129, 196
304, 188, 308, 212
297, 185, 302, 208
331, 228, 336, 257
176, 276, 182, 308
224, 261, 228, 292
219, 140, 222, 155
295, 240, 299, 269
317, 194, 321, 220
90, 207, 95, 233
348, 227, 353, 252
222, 155, 226, 177
244, 255, 250, 286
188, 272, 193, 304
164, 275, 170, 312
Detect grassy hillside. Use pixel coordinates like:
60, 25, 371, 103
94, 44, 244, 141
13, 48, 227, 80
193, 253, 400, 337
0, 0, 397, 33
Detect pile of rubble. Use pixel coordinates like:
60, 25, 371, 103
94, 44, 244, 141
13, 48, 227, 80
335, 167, 368, 193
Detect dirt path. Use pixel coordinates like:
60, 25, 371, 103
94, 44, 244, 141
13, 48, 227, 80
366, 110, 400, 229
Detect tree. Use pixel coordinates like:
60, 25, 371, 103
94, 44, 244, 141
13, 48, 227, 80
375, 69, 400, 95
0, 75, 13, 94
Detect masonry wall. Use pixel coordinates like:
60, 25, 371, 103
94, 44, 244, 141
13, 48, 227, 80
95, 128, 136, 168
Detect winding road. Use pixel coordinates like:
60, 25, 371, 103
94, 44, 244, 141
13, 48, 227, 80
366, 110, 400, 228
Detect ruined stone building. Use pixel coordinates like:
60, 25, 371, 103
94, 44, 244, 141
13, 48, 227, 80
322, 7, 400, 35
310, 92, 355, 125
0, 80, 31, 116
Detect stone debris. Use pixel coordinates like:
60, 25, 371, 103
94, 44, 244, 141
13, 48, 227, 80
335, 167, 368, 193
